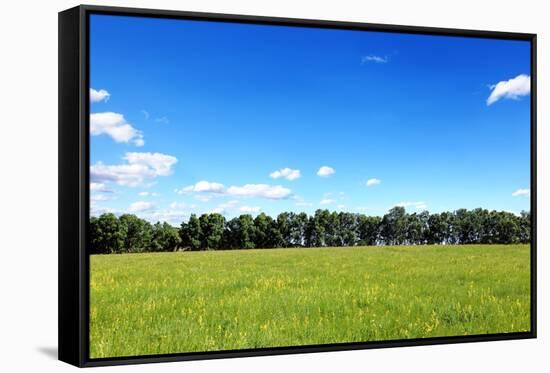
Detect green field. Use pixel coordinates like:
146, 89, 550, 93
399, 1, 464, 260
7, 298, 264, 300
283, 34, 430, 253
90, 244, 530, 358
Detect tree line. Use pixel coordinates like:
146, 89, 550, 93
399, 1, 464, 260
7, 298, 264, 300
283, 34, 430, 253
89, 207, 531, 254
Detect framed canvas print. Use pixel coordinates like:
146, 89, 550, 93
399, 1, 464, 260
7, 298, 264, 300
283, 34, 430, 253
58, 5, 537, 367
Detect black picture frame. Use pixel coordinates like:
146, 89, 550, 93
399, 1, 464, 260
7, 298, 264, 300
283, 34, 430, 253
59, 4, 537, 367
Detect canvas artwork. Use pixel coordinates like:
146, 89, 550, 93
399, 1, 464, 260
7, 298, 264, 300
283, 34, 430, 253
86, 14, 532, 359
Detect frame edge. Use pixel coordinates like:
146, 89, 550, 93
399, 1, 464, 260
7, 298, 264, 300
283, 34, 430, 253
58, 5, 86, 368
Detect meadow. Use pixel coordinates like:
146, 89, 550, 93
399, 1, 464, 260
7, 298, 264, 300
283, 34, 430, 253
89, 244, 530, 358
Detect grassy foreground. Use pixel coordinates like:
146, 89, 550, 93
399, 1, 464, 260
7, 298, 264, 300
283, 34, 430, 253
90, 244, 530, 358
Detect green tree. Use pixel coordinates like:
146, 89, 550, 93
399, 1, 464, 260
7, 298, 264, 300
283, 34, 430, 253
357, 215, 380, 246
289, 212, 308, 247
119, 214, 151, 253
199, 213, 225, 250
235, 214, 256, 249
325, 211, 342, 247
339, 212, 358, 246
277, 212, 292, 247
380, 206, 407, 245
254, 213, 281, 248
518, 211, 531, 243
179, 214, 202, 250
152, 222, 181, 251
406, 212, 423, 245
90, 213, 126, 254
427, 213, 446, 244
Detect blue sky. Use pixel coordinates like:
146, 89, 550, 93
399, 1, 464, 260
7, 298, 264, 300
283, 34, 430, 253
89, 14, 531, 224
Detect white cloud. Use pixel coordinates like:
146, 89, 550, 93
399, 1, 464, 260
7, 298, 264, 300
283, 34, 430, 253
90, 205, 118, 217
176, 182, 291, 200
175, 181, 225, 194
487, 74, 530, 105
415, 203, 427, 210
320, 199, 335, 205
90, 182, 111, 193
239, 205, 261, 213
205, 200, 241, 216
337, 204, 346, 209
90, 193, 111, 202
124, 152, 176, 176
317, 166, 335, 177
361, 55, 388, 64
210, 201, 260, 215
90, 88, 110, 103
134, 202, 201, 225
226, 184, 291, 199
270, 167, 301, 181
128, 201, 155, 212
90, 112, 144, 146
169, 201, 196, 210
512, 188, 530, 197
139, 191, 160, 197
293, 195, 312, 207
366, 178, 381, 186
141, 110, 150, 120
222, 200, 240, 208
147, 210, 189, 226
395, 201, 427, 210
194, 195, 211, 202
215, 200, 239, 214
90, 152, 177, 187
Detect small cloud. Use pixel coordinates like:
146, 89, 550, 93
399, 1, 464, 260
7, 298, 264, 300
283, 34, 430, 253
175, 181, 225, 194
512, 188, 530, 197
395, 201, 427, 210
227, 184, 291, 200
155, 116, 170, 124
487, 74, 530, 105
90, 152, 177, 187
293, 196, 312, 207
90, 182, 111, 193
337, 204, 346, 209
415, 202, 427, 210
366, 178, 381, 187
361, 55, 388, 64
138, 191, 160, 197
90, 112, 144, 146
90, 205, 118, 217
208, 200, 239, 215
90, 88, 110, 103
128, 201, 155, 212
176, 182, 292, 200
210, 207, 225, 215
320, 199, 335, 205
147, 210, 189, 226
169, 201, 196, 210
317, 166, 335, 177
270, 167, 301, 181
90, 193, 112, 202
141, 110, 150, 120
239, 205, 261, 213
194, 195, 211, 202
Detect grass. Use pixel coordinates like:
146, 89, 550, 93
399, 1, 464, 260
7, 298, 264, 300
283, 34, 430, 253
90, 244, 530, 358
